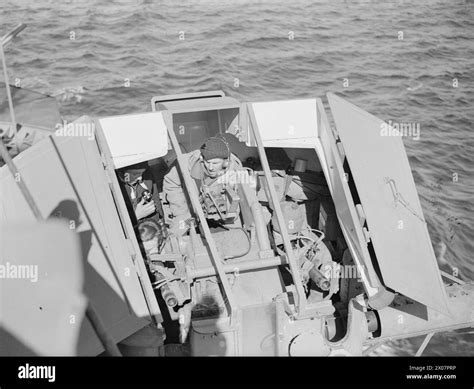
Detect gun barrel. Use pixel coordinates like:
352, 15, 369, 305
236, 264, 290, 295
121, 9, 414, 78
309, 267, 331, 291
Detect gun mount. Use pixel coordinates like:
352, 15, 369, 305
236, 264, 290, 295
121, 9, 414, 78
1, 87, 473, 356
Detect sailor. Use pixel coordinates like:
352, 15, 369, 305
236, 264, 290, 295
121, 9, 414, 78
163, 136, 243, 235
137, 219, 164, 257
117, 161, 164, 227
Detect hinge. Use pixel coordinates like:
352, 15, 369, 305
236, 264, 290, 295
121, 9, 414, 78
356, 204, 371, 243
125, 238, 137, 261
362, 227, 371, 243
99, 152, 108, 168
99, 153, 113, 183
336, 140, 345, 159
355, 204, 366, 226
125, 238, 145, 280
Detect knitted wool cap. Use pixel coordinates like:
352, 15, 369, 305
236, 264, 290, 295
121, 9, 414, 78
200, 137, 229, 161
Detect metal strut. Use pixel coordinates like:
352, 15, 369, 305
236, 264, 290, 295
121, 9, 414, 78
415, 332, 435, 356
247, 104, 307, 315
1, 23, 27, 135
162, 111, 239, 323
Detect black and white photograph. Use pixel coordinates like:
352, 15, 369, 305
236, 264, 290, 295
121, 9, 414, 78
0, 0, 473, 386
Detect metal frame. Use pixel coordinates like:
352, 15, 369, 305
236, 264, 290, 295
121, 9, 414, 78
151, 90, 226, 110
156, 97, 241, 114
187, 256, 287, 279
315, 98, 382, 296
246, 103, 307, 315
92, 116, 163, 325
161, 110, 239, 322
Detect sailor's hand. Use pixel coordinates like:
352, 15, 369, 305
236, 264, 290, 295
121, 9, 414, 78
135, 197, 156, 220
